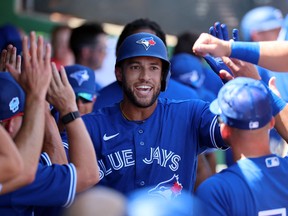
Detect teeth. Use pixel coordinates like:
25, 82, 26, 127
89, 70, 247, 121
137, 85, 151, 90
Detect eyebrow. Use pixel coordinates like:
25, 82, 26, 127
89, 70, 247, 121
126, 59, 161, 65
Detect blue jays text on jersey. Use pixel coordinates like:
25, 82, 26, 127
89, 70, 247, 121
63, 97, 228, 196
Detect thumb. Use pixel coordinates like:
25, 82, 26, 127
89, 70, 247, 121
268, 76, 281, 98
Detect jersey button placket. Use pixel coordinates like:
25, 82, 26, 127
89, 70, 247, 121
135, 128, 145, 188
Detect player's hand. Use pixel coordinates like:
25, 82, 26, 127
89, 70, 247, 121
6, 31, 52, 100
46, 63, 78, 116
220, 57, 260, 80
203, 22, 239, 82
0, 44, 21, 72
268, 77, 281, 98
193, 32, 231, 57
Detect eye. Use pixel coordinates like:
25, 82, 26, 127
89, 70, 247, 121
151, 66, 160, 71
130, 65, 141, 70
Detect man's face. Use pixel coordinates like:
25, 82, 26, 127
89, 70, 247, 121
116, 56, 162, 108
76, 96, 95, 116
87, 34, 107, 70
251, 28, 281, 41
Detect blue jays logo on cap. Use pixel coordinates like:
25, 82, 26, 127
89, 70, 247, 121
136, 37, 156, 50
148, 174, 183, 199
9, 97, 20, 113
69, 70, 90, 86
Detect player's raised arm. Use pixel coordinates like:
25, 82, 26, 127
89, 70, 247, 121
193, 33, 288, 72
0, 32, 52, 194
257, 41, 288, 72
0, 125, 23, 184
47, 63, 99, 193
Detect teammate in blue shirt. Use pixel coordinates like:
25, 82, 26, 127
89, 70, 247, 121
0, 31, 99, 216
196, 77, 288, 215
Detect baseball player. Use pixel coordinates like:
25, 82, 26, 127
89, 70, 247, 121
93, 18, 200, 111
196, 77, 288, 215
0, 31, 99, 216
61, 32, 286, 199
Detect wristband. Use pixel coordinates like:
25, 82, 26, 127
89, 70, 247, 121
61, 111, 80, 125
230, 42, 260, 65
261, 81, 287, 116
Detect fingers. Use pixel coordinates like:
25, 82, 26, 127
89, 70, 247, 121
0, 49, 7, 71
37, 35, 44, 64
22, 35, 30, 68
268, 76, 281, 97
6, 63, 20, 81
232, 29, 239, 41
58, 66, 69, 86
30, 32, 37, 67
192, 33, 212, 56
219, 70, 234, 82
16, 55, 21, 72
214, 22, 224, 40
44, 43, 51, 69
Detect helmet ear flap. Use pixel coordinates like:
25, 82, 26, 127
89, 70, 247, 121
161, 64, 171, 91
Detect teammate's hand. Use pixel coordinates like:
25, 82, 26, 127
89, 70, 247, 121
0, 44, 21, 72
6, 31, 52, 100
220, 57, 260, 80
203, 22, 239, 82
47, 63, 78, 116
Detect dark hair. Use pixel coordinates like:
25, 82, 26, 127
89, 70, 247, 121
69, 22, 106, 60
173, 31, 200, 57
116, 18, 166, 55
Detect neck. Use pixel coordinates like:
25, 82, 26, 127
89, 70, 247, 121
120, 101, 157, 121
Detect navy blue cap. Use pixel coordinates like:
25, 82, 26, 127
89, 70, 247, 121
65, 64, 96, 101
170, 53, 205, 89
0, 24, 22, 55
210, 77, 272, 130
0, 72, 25, 121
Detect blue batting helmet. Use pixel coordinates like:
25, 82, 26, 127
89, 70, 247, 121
116, 32, 171, 91
240, 6, 283, 41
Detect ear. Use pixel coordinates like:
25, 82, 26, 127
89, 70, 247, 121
269, 117, 275, 129
115, 66, 122, 82
220, 124, 231, 140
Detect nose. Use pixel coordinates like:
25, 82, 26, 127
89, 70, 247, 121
139, 68, 150, 81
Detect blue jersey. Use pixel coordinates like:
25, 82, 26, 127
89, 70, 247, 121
93, 79, 200, 111
0, 162, 77, 216
196, 155, 288, 216
77, 97, 227, 196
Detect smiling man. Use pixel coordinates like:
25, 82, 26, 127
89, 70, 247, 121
60, 32, 232, 199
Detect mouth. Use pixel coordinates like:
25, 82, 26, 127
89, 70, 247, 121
135, 85, 152, 96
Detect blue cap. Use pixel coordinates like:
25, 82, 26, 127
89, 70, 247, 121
65, 64, 96, 101
210, 77, 272, 130
0, 72, 25, 121
116, 32, 170, 91
170, 53, 205, 89
241, 6, 283, 41
0, 24, 22, 55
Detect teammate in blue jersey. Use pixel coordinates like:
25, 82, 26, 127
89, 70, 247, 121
0, 31, 99, 216
196, 77, 288, 215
